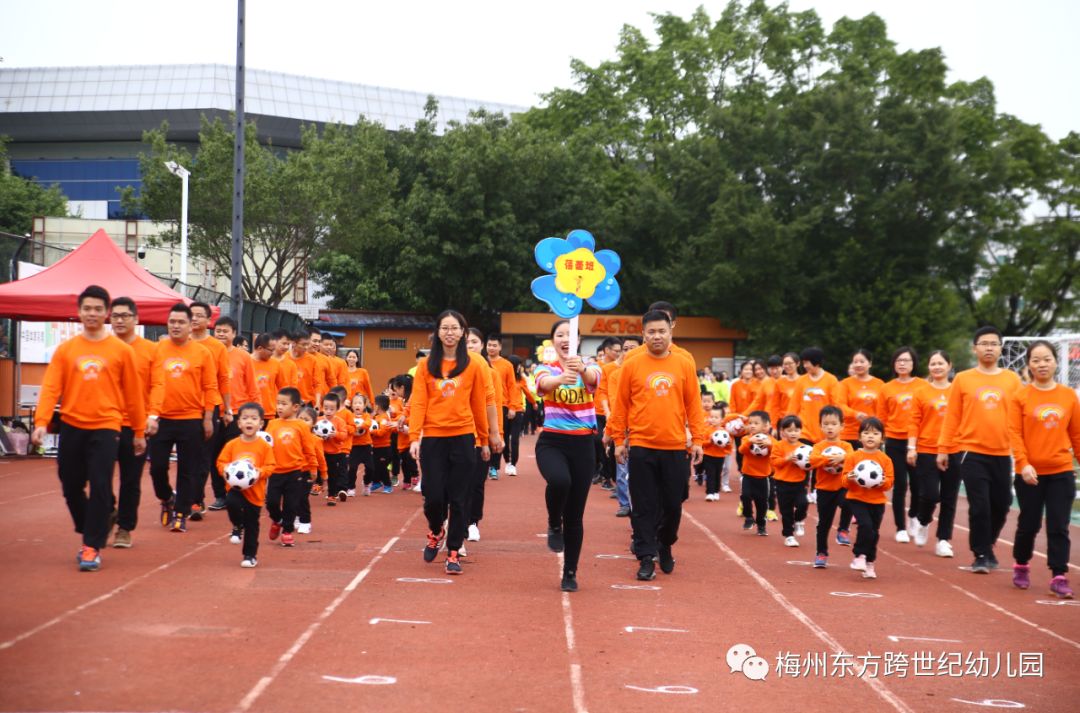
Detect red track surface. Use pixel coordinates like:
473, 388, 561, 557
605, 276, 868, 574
0, 434, 1077, 713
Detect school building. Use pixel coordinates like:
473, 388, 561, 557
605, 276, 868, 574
498, 312, 746, 374
312, 310, 434, 392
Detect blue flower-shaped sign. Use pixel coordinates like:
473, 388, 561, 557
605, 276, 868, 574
531, 229, 621, 318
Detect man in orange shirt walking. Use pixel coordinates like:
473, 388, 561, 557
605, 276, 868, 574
33, 286, 147, 572
207, 316, 259, 510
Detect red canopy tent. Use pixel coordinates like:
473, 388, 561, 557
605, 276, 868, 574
0, 229, 218, 324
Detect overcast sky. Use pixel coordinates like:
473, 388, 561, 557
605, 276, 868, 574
1, 0, 1075, 139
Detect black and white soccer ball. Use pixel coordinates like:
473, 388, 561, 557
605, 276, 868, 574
853, 459, 885, 488
256, 430, 273, 447
792, 444, 814, 470
711, 429, 731, 448
353, 417, 367, 434
725, 417, 746, 437
369, 420, 381, 432
749, 439, 771, 457
821, 446, 846, 474
225, 459, 260, 490
313, 419, 336, 439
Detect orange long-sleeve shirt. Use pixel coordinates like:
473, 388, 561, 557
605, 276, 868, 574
607, 349, 706, 450
309, 434, 328, 479
604, 365, 623, 438
747, 376, 774, 415
371, 413, 396, 448
252, 356, 287, 414
312, 351, 336, 392
880, 377, 928, 440
787, 371, 839, 442
192, 334, 230, 409
119, 334, 156, 430
265, 417, 319, 474
1008, 383, 1080, 475
737, 434, 774, 477
274, 354, 299, 389
321, 414, 352, 455
937, 368, 1022, 456
217, 436, 276, 506
409, 353, 489, 439
490, 356, 517, 410
594, 360, 619, 416
843, 449, 894, 504
770, 375, 799, 428
702, 425, 734, 458
226, 346, 259, 413
288, 351, 324, 405
346, 367, 375, 404
329, 356, 349, 392
397, 403, 413, 451
833, 376, 885, 441
148, 339, 219, 420
770, 439, 808, 483
908, 382, 955, 455
729, 378, 760, 416
476, 362, 496, 446
809, 439, 854, 491
351, 411, 374, 446
36, 333, 147, 436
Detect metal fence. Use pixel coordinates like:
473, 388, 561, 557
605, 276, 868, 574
1001, 335, 1080, 389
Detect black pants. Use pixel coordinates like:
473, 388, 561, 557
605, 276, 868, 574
916, 452, 962, 540
960, 452, 1013, 558
740, 476, 768, 528
371, 447, 393, 486
628, 446, 689, 559
149, 418, 204, 517
885, 438, 917, 530
1014, 472, 1075, 576
348, 445, 373, 490
199, 407, 229, 505
58, 423, 120, 550
420, 434, 476, 552
536, 432, 595, 574
815, 488, 847, 556
524, 401, 538, 434
848, 499, 885, 562
506, 412, 524, 466
467, 447, 489, 525
226, 488, 261, 558
390, 433, 400, 477
500, 407, 512, 465
399, 448, 418, 482
326, 453, 349, 496
775, 479, 808, 537
115, 425, 148, 532
703, 455, 724, 495
594, 415, 608, 479
266, 470, 307, 534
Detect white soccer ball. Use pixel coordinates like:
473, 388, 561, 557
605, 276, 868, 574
792, 444, 814, 470
725, 417, 746, 437
711, 429, 731, 448
749, 440, 771, 457
853, 459, 885, 488
369, 420, 381, 432
256, 430, 273, 446
313, 418, 336, 439
353, 417, 367, 434
225, 459, 260, 490
821, 446, 846, 474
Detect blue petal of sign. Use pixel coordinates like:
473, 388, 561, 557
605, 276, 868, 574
531, 275, 583, 319
594, 249, 621, 278
587, 276, 621, 311
534, 237, 572, 274
565, 229, 596, 252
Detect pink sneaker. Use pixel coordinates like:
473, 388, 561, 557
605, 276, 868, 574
1050, 575, 1073, 599
1012, 563, 1030, 590
281, 532, 295, 547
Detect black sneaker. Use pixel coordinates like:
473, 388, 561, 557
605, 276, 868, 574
423, 529, 445, 563
615, 506, 630, 517
636, 557, 656, 581
208, 497, 227, 511
445, 550, 462, 575
971, 556, 991, 574
547, 527, 565, 553
742, 517, 754, 531
561, 571, 578, 592
757, 526, 768, 536
658, 545, 675, 574
988, 552, 1000, 570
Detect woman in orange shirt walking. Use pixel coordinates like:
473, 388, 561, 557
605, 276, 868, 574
881, 346, 927, 543
1008, 341, 1080, 599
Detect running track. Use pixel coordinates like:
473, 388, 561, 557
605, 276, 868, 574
0, 435, 1077, 713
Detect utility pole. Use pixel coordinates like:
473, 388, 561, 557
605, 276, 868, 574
230, 0, 246, 325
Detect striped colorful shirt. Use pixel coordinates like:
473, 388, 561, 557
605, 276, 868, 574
535, 362, 601, 435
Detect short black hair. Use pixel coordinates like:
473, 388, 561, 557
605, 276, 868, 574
374, 394, 391, 411
321, 393, 340, 408
77, 284, 111, 309
169, 302, 193, 319
253, 333, 273, 350
486, 332, 502, 343
641, 309, 672, 327
748, 410, 771, 424
291, 330, 310, 341
237, 402, 264, 419
309, 326, 322, 336
766, 354, 782, 368
190, 301, 212, 318
415, 350, 426, 359
647, 301, 677, 321
278, 387, 302, 405
859, 417, 885, 435
710, 403, 725, 412
600, 336, 621, 351
111, 296, 137, 315
973, 325, 1003, 344
329, 385, 348, 400
622, 335, 642, 347
233, 336, 246, 347
272, 329, 290, 340
215, 316, 238, 333
799, 347, 825, 367
819, 405, 843, 424
778, 414, 802, 430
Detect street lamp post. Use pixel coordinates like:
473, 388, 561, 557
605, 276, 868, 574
164, 161, 190, 286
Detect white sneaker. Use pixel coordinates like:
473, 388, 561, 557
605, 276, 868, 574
895, 530, 910, 544
850, 555, 867, 571
722, 485, 732, 493
467, 524, 480, 542
458, 544, 467, 557
296, 522, 312, 535
806, 491, 817, 504
506, 464, 517, 476
294, 517, 301, 530
862, 563, 877, 579
935, 540, 954, 558
906, 517, 919, 539
784, 536, 799, 548
346, 489, 356, 498
914, 523, 929, 547
241, 556, 258, 568
794, 521, 806, 537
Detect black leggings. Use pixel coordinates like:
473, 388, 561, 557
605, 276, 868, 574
536, 432, 594, 576
347, 444, 373, 490
848, 499, 885, 562
505, 412, 524, 466
1014, 472, 1075, 576
815, 488, 846, 556
467, 446, 489, 525
916, 452, 961, 540
885, 437, 917, 530
419, 435, 476, 552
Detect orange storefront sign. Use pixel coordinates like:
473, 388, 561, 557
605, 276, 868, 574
590, 317, 641, 334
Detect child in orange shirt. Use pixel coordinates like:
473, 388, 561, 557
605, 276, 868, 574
319, 392, 352, 504
843, 417, 895, 579
809, 405, 854, 567
737, 411, 774, 535
771, 415, 809, 547
216, 402, 276, 567
348, 393, 375, 495
296, 406, 328, 532
265, 388, 319, 547
702, 403, 732, 501
369, 394, 398, 494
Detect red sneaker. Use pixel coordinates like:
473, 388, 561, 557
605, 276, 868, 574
269, 521, 282, 541
281, 532, 295, 547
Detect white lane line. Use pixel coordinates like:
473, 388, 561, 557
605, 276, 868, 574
949, 522, 1080, 572
0, 534, 227, 651
559, 553, 588, 713
233, 507, 422, 713
685, 511, 914, 713
0, 489, 58, 506
878, 548, 1080, 651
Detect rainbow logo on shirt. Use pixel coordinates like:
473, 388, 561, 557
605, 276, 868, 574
256, 373, 270, 388
858, 389, 878, 405
976, 387, 1003, 410
277, 428, 295, 443
1034, 404, 1063, 429
164, 357, 190, 378
804, 387, 827, 401
77, 356, 105, 381
647, 372, 675, 397
437, 378, 459, 399
895, 393, 915, 410
933, 394, 949, 414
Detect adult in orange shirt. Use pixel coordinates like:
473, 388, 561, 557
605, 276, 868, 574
252, 333, 286, 417
409, 310, 494, 575
833, 349, 885, 443
592, 337, 623, 488
145, 303, 218, 534
772, 352, 801, 425
728, 361, 759, 417
271, 330, 299, 389
464, 328, 503, 542
486, 332, 520, 475
106, 296, 156, 549
906, 350, 960, 557
881, 346, 928, 543
207, 316, 259, 511
320, 335, 349, 389
190, 301, 231, 517
786, 346, 839, 443
611, 310, 706, 582
344, 349, 375, 404
32, 285, 147, 572
937, 326, 1022, 574
308, 329, 337, 393
288, 330, 326, 406
1007, 341, 1080, 599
